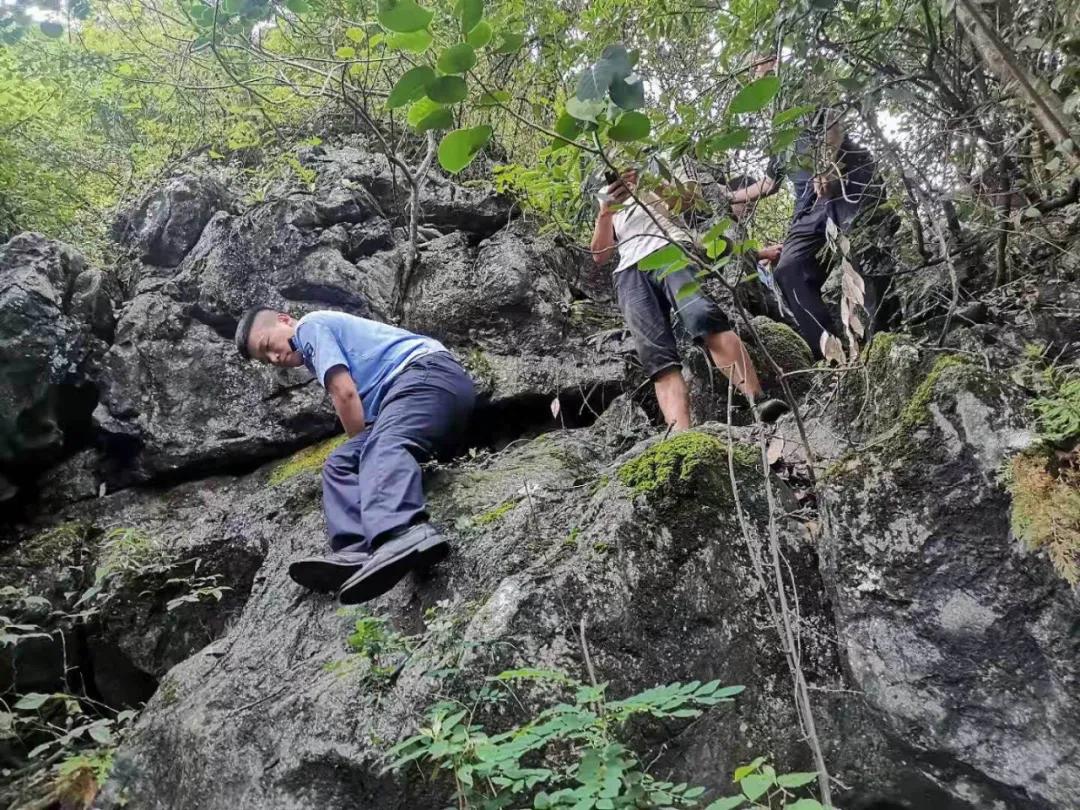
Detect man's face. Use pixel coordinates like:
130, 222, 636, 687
248, 313, 303, 368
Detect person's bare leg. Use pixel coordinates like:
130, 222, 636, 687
704, 330, 763, 401
653, 368, 692, 431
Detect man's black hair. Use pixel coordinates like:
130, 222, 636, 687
235, 305, 275, 359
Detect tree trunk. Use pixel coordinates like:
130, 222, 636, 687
950, 0, 1080, 169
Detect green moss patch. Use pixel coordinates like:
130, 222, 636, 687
269, 434, 348, 486
617, 431, 756, 497
473, 499, 518, 526
897, 355, 972, 432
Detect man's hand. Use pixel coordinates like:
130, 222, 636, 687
758, 244, 782, 264
813, 173, 835, 200
599, 170, 636, 215
325, 366, 365, 437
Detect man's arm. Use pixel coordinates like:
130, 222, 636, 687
590, 173, 633, 266
325, 366, 365, 437
728, 175, 779, 206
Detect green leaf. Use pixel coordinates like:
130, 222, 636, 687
728, 75, 780, 115
88, 722, 115, 745
407, 98, 453, 131
437, 43, 477, 74
465, 21, 492, 48
706, 127, 750, 153
438, 125, 493, 173
565, 96, 605, 123
777, 772, 818, 788
607, 111, 650, 142
387, 29, 432, 52
14, 693, 51, 710
740, 773, 774, 801
39, 21, 64, 37
335, 46, 356, 59
492, 31, 524, 54
345, 26, 366, 42
477, 89, 510, 107
387, 66, 435, 109
610, 74, 645, 110
427, 75, 467, 104
713, 685, 745, 698
377, 0, 433, 33
223, 0, 244, 13
457, 0, 482, 34
675, 280, 701, 301
286, 0, 311, 13
703, 798, 744, 810
733, 757, 766, 781
551, 112, 583, 149
769, 127, 800, 153
774, 103, 815, 126
787, 801, 826, 810
639, 245, 687, 271
575, 43, 632, 101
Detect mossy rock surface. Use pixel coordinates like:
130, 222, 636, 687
743, 316, 813, 395
616, 430, 758, 500
269, 434, 347, 485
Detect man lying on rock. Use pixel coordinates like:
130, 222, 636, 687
590, 163, 789, 428
235, 307, 475, 604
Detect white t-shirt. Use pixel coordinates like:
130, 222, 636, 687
611, 192, 694, 272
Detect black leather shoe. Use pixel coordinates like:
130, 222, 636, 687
288, 547, 373, 593
337, 524, 449, 605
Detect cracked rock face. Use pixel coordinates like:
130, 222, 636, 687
0, 233, 113, 497
821, 349, 1079, 809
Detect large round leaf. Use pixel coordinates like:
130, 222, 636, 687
465, 20, 492, 49
387, 29, 432, 52
609, 74, 645, 110
607, 110, 650, 142
437, 43, 476, 74
387, 66, 435, 109
377, 0, 433, 33
565, 96, 605, 123
438, 125, 493, 174
575, 43, 632, 101
39, 21, 64, 37
427, 75, 467, 104
407, 97, 454, 131
456, 0, 483, 34
551, 112, 583, 150
728, 75, 780, 115
286, 0, 311, 12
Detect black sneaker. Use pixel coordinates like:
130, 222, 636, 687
336, 524, 450, 605
757, 398, 790, 424
288, 546, 373, 593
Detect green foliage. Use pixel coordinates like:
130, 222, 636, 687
325, 607, 415, 688
617, 432, 756, 497
388, 669, 745, 809
269, 434, 348, 485
727, 76, 781, 115
705, 758, 823, 809
439, 125, 494, 173
1029, 364, 1080, 445
897, 355, 973, 433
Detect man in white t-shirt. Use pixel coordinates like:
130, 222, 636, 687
590, 169, 788, 429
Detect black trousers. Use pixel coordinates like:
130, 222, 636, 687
773, 213, 887, 358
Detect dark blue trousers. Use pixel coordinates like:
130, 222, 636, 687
321, 352, 475, 552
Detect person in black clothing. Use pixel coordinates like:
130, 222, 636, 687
727, 86, 884, 357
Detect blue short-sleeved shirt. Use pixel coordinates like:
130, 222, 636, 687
293, 311, 447, 422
